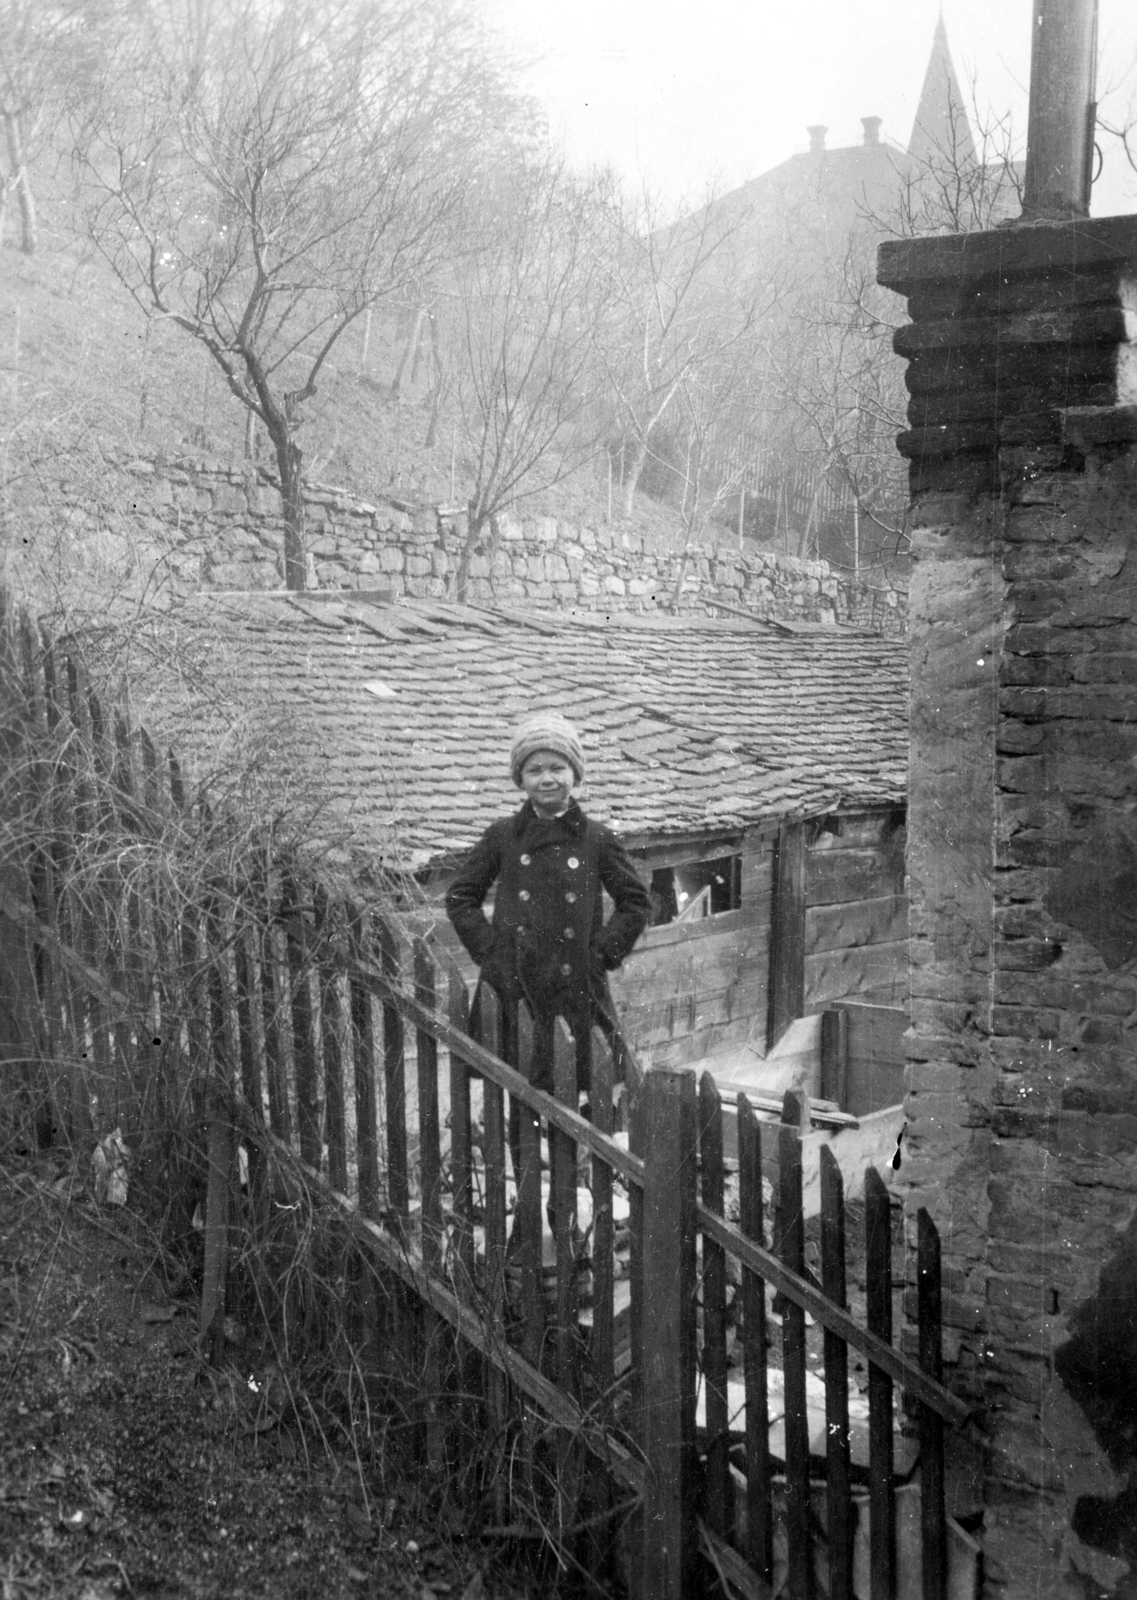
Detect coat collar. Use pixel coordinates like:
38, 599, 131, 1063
512, 798, 586, 837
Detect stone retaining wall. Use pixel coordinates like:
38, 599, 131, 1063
96, 454, 905, 632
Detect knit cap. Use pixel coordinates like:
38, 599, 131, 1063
509, 712, 585, 787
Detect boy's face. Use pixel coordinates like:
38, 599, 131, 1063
520, 749, 576, 817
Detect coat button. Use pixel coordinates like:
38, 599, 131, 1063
567, 856, 579, 869
564, 927, 575, 939
560, 962, 572, 976
565, 891, 577, 903
519, 889, 530, 901
519, 853, 531, 866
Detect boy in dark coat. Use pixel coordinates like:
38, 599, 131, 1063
445, 710, 650, 1103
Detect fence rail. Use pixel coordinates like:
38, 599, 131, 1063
0, 592, 968, 1598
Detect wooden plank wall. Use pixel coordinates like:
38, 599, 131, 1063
609, 837, 772, 1065
804, 810, 907, 1012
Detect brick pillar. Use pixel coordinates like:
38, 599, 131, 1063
879, 216, 1137, 1599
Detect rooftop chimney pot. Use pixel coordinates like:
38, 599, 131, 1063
807, 125, 827, 153
861, 116, 882, 146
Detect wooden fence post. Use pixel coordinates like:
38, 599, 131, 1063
639, 1066, 698, 1600
780, 1089, 814, 1600
738, 1093, 773, 1583
865, 1166, 895, 1600
699, 1071, 732, 1542
199, 1080, 235, 1365
820, 1144, 853, 1600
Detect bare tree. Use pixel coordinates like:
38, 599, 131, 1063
70, 0, 518, 590
600, 188, 777, 519
446, 159, 616, 600
745, 90, 1022, 578
0, 0, 79, 253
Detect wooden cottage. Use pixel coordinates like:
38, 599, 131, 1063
136, 592, 908, 1092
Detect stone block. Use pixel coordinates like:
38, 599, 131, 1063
603, 575, 626, 596
498, 514, 524, 541
430, 548, 450, 577
379, 546, 405, 573
204, 560, 266, 588
405, 555, 431, 577
213, 484, 248, 514
534, 516, 558, 543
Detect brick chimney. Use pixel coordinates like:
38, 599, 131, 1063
861, 116, 882, 146
806, 124, 827, 154
878, 215, 1137, 1595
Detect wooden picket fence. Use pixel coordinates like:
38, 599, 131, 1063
0, 593, 970, 1598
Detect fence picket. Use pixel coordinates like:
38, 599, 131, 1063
552, 1019, 579, 1395
474, 985, 508, 1514
283, 877, 322, 1171
444, 959, 477, 1493
866, 1166, 895, 1600
233, 922, 269, 1224
412, 940, 445, 1470
513, 1003, 544, 1366
584, 1023, 617, 1587
261, 915, 293, 1145
445, 962, 474, 1297
918, 1209, 946, 1600
627, 1061, 644, 1450
588, 1025, 615, 1409
738, 1093, 773, 1584
552, 1018, 586, 1553
312, 891, 347, 1194
348, 910, 381, 1221
820, 1145, 853, 1600
779, 1092, 813, 1600
699, 1071, 731, 1543
378, 921, 409, 1225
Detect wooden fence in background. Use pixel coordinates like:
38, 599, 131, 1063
0, 592, 971, 1598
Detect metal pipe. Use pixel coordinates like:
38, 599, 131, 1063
1022, 0, 1099, 218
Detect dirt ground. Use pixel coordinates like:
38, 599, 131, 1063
0, 1148, 534, 1600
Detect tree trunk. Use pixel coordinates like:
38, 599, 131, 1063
4, 114, 36, 256
620, 437, 649, 518
450, 501, 486, 603
391, 306, 425, 400
423, 316, 446, 449
267, 425, 307, 590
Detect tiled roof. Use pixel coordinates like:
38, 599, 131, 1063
138, 593, 907, 871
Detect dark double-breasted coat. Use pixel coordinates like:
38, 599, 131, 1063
444, 800, 650, 1089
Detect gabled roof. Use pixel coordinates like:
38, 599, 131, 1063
137, 593, 907, 872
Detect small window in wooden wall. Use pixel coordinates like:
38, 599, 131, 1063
648, 855, 742, 927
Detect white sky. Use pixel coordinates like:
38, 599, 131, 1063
484, 0, 1137, 217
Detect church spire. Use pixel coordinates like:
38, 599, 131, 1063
909, 12, 977, 168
